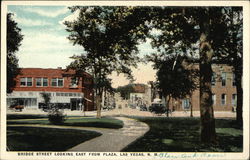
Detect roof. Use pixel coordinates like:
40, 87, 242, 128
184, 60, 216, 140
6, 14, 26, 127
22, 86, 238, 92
18, 68, 92, 77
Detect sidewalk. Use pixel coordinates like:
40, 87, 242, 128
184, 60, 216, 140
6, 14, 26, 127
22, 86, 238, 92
67, 117, 149, 152
7, 107, 236, 118
8, 117, 150, 152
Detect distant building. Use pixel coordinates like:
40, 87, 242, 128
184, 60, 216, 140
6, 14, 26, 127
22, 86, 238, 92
164, 64, 237, 112
129, 84, 151, 108
7, 68, 94, 111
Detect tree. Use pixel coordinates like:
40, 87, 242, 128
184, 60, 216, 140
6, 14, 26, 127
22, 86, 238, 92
147, 54, 199, 117
40, 92, 51, 109
148, 7, 239, 143
7, 13, 23, 93
116, 84, 134, 100
64, 6, 151, 118
213, 7, 243, 125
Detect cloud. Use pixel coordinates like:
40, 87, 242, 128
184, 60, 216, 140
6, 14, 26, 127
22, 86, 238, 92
17, 31, 83, 68
16, 17, 52, 27
11, 12, 52, 26
25, 7, 69, 18
59, 9, 80, 25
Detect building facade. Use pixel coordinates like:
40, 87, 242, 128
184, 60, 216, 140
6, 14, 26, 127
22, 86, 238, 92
129, 84, 151, 108
167, 64, 237, 112
7, 68, 94, 111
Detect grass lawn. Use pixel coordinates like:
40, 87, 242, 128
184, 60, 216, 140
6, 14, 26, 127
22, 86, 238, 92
7, 117, 124, 129
122, 117, 243, 152
7, 114, 84, 120
7, 126, 101, 151
7, 114, 48, 120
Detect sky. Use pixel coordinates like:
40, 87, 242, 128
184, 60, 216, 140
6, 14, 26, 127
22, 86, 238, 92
7, 5, 157, 88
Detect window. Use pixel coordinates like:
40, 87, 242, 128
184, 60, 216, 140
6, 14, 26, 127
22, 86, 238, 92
20, 78, 26, 86
58, 78, 63, 87
27, 78, 32, 86
70, 77, 79, 87
221, 72, 226, 86
43, 78, 48, 86
52, 78, 57, 86
182, 99, 190, 110
211, 73, 216, 86
212, 94, 216, 105
221, 94, 226, 105
232, 73, 236, 86
51, 78, 64, 87
36, 78, 42, 86
36, 78, 48, 87
20, 77, 32, 86
232, 94, 237, 106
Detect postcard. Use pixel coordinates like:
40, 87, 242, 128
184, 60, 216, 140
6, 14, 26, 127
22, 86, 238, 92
1, 1, 249, 160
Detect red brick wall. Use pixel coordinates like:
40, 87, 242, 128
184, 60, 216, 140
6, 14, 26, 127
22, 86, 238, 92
168, 64, 237, 112
12, 68, 95, 110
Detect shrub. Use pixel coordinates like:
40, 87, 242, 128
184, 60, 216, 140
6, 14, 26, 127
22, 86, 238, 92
149, 103, 167, 115
48, 108, 66, 125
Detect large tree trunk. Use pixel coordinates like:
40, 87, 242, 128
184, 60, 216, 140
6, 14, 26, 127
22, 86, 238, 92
235, 66, 243, 125
96, 94, 101, 118
165, 95, 171, 117
190, 94, 193, 117
199, 33, 217, 144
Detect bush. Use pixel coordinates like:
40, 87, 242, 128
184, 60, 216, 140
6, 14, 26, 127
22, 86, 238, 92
48, 108, 66, 125
149, 103, 167, 115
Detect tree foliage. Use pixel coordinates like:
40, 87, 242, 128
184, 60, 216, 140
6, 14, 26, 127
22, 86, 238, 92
116, 84, 134, 100
213, 7, 243, 124
64, 6, 152, 117
7, 13, 23, 93
147, 7, 242, 143
40, 92, 51, 108
148, 54, 199, 99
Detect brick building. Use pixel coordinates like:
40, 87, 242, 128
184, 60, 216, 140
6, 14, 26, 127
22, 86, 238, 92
166, 64, 237, 112
7, 68, 95, 111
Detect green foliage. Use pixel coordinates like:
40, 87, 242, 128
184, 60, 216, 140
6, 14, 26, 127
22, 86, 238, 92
7, 13, 23, 93
148, 55, 199, 99
40, 92, 51, 109
64, 7, 152, 94
116, 84, 134, 99
48, 108, 66, 125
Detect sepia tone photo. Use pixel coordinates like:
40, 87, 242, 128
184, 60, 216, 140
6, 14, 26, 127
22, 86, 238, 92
1, 1, 249, 160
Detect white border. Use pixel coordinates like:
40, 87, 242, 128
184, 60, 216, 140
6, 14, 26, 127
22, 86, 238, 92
1, 1, 249, 160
